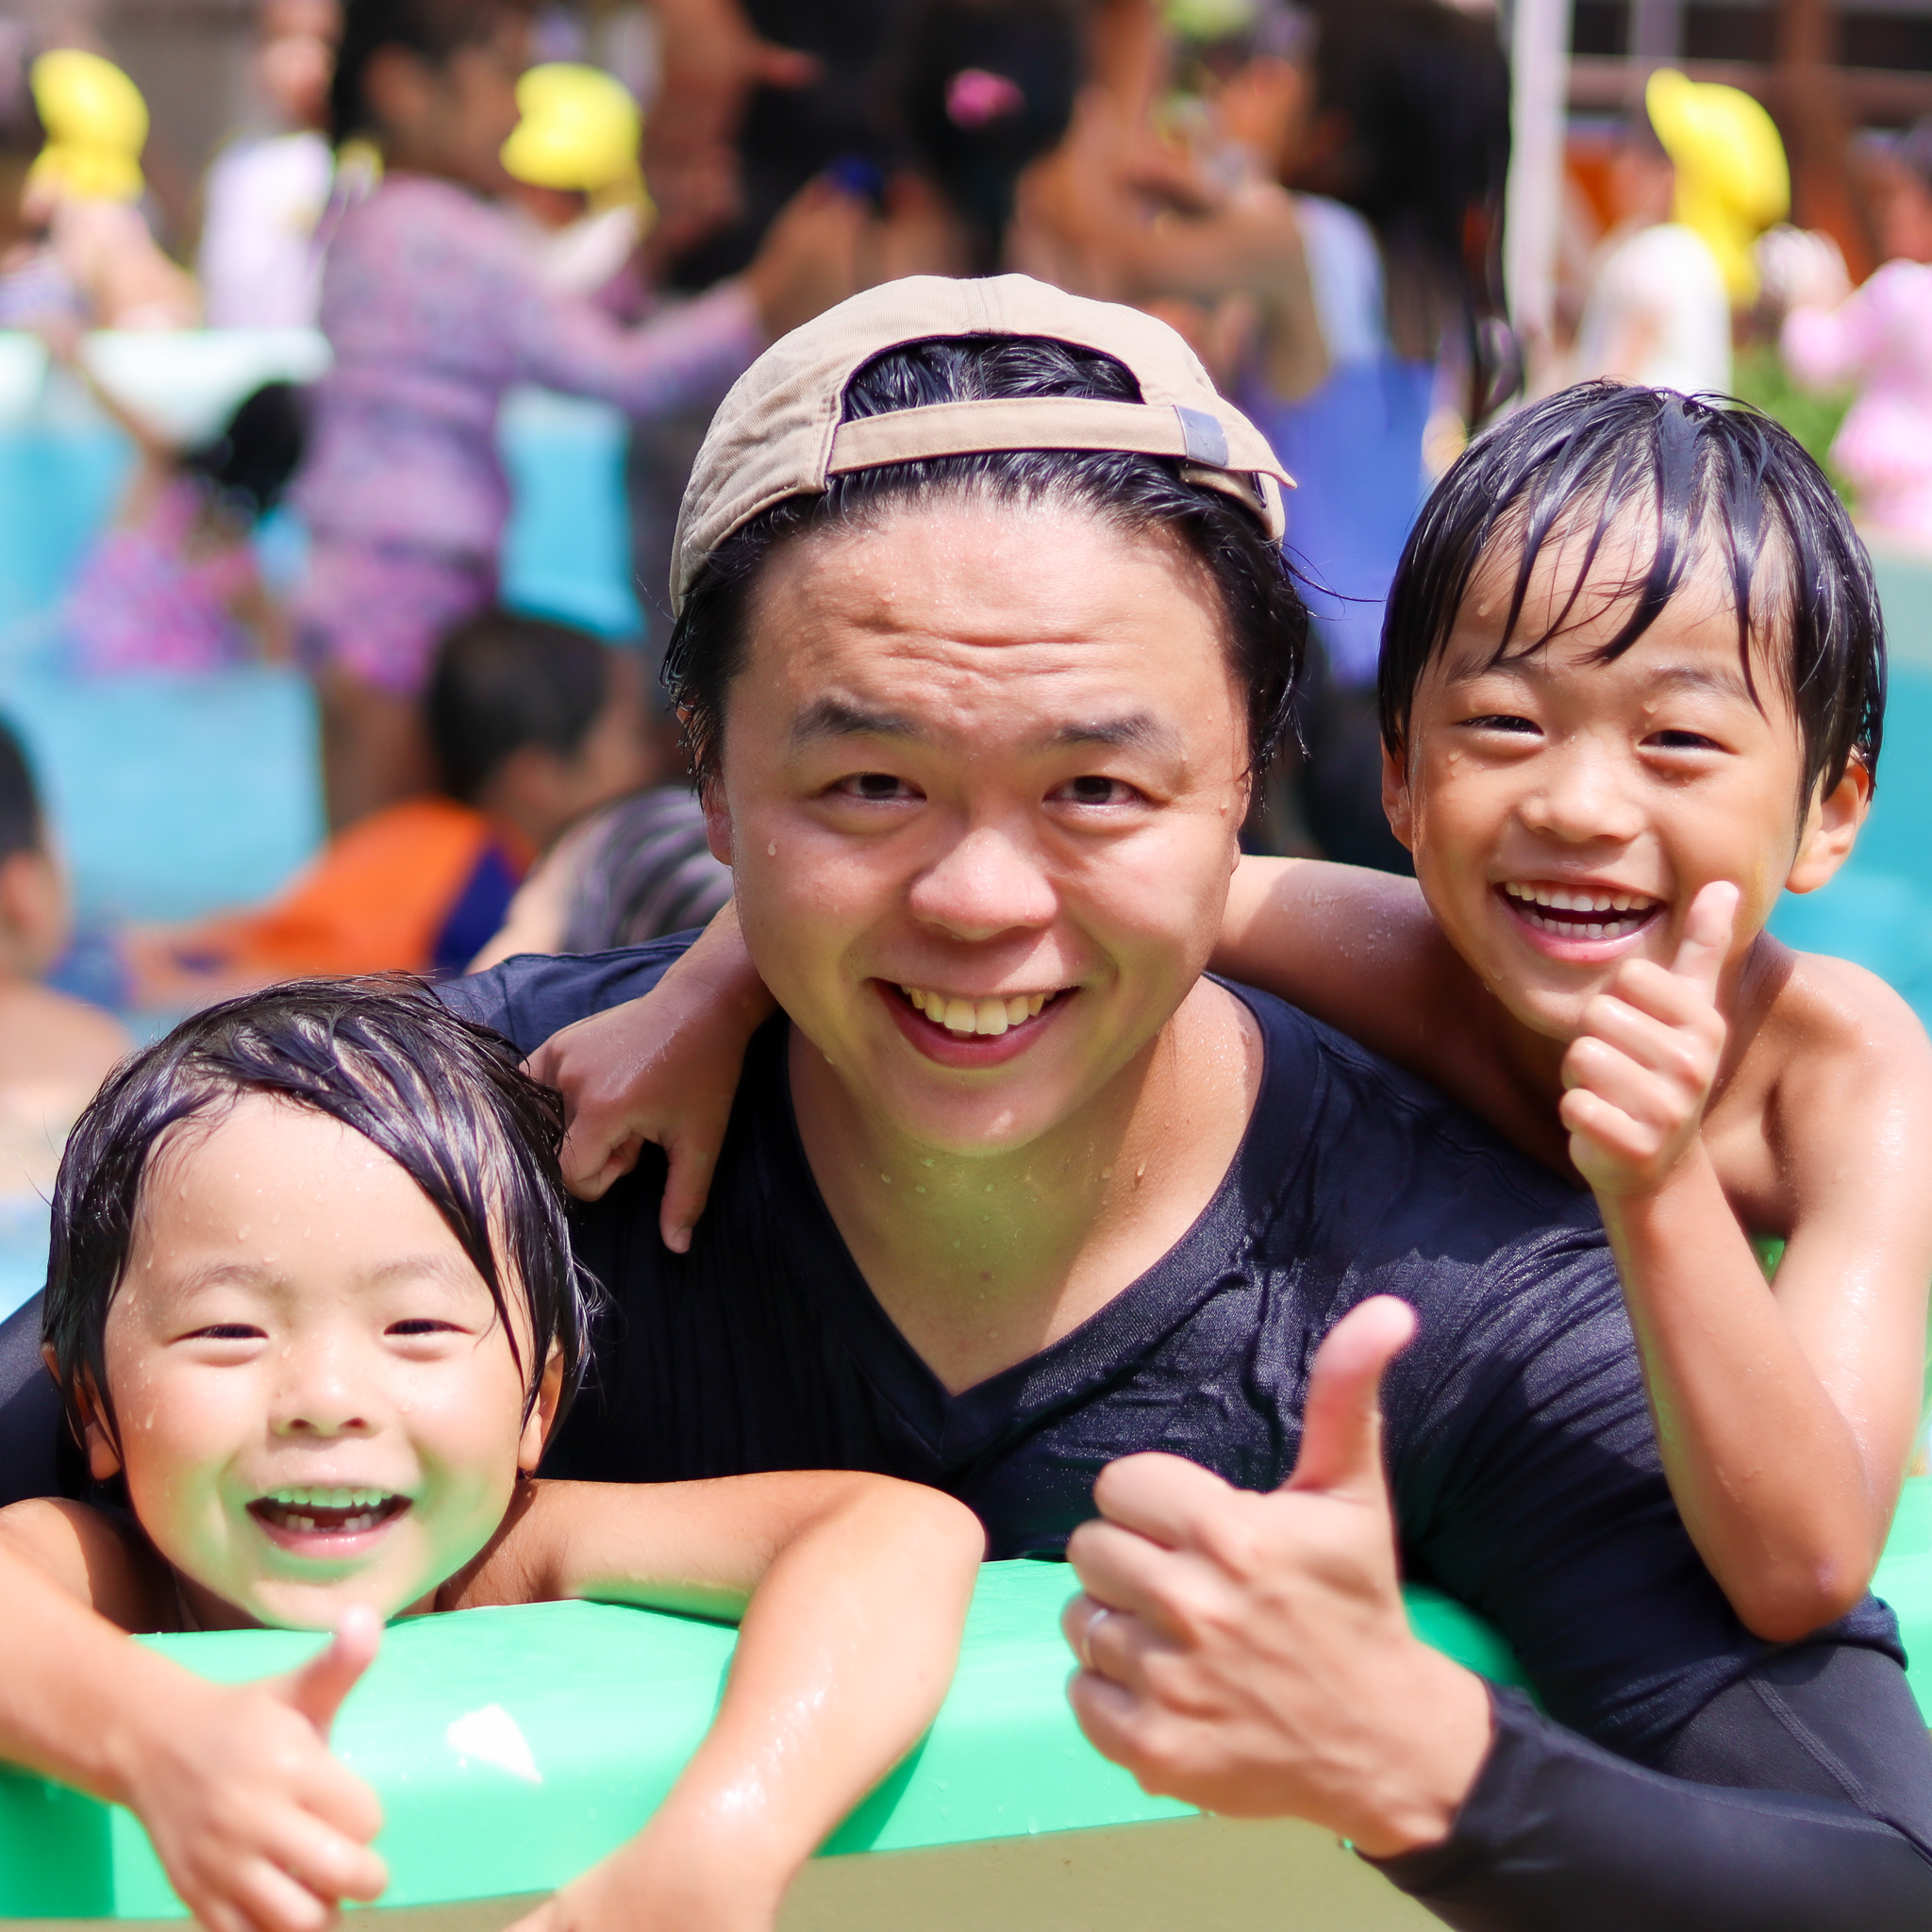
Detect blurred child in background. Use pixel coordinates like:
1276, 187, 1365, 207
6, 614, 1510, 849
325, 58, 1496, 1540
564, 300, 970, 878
123, 609, 649, 1004
197, 0, 341, 330
1782, 118, 1932, 554
0, 721, 127, 1198
291, 0, 863, 830
60, 380, 303, 678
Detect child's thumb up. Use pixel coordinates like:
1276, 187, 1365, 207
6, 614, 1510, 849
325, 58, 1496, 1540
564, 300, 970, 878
1671, 881, 1740, 1002
277, 1604, 382, 1739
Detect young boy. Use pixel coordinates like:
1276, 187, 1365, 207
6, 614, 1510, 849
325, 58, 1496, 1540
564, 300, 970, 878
0, 979, 981, 1932
531, 382, 1932, 1647
124, 608, 652, 1004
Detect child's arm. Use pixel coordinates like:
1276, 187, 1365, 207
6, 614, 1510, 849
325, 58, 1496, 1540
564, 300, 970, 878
0, 1499, 388, 1931
526, 899, 775, 1244
453, 1473, 984, 1932
1560, 887, 1932, 1640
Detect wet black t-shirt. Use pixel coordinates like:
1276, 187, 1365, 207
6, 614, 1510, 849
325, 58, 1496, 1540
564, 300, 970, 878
441, 940, 1901, 1766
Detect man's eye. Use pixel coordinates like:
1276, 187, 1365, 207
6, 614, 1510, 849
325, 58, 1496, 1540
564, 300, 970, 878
834, 772, 917, 801
1052, 775, 1140, 806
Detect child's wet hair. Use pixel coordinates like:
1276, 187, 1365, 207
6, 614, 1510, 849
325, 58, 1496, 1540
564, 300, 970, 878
1379, 382, 1886, 803
42, 977, 595, 1447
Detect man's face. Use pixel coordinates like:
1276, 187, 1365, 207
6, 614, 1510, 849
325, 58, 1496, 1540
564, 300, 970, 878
1385, 522, 1867, 1043
708, 496, 1252, 1156
91, 1096, 548, 1630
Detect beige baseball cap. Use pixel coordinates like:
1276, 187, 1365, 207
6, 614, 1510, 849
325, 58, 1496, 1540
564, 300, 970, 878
670, 274, 1293, 613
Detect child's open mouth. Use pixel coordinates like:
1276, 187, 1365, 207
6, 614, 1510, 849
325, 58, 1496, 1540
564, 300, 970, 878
249, 1487, 411, 1541
1499, 881, 1662, 943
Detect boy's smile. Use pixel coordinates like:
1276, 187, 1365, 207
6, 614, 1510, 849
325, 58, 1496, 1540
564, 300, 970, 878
1385, 525, 1869, 1043
84, 1094, 553, 1630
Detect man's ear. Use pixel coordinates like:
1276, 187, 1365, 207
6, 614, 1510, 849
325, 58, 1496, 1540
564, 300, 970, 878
518, 1344, 567, 1474
46, 1346, 123, 1482
700, 778, 732, 868
1381, 742, 1418, 855
1787, 760, 1873, 895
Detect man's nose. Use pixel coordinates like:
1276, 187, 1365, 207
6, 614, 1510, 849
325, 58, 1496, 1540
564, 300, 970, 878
1520, 741, 1644, 844
907, 824, 1058, 941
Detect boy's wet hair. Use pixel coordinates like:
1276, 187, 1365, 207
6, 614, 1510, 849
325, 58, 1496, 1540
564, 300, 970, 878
42, 977, 595, 1449
427, 608, 612, 804
667, 334, 1307, 786
1379, 382, 1886, 803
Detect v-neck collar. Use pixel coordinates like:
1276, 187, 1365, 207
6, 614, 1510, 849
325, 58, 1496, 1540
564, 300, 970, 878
758, 981, 1318, 1470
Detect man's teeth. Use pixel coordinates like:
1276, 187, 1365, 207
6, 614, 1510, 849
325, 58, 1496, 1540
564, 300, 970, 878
1502, 882, 1658, 940
900, 987, 1051, 1036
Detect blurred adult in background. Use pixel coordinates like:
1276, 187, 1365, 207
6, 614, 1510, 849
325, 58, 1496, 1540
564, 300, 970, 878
4, 48, 196, 331
1574, 71, 1788, 397
1781, 118, 1932, 554
196, 0, 341, 330
291, 0, 863, 830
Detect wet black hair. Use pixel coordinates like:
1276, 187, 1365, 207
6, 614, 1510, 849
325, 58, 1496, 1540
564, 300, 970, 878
1378, 382, 1886, 804
426, 608, 614, 804
0, 714, 42, 863
890, 0, 1081, 275
180, 382, 307, 525
666, 334, 1307, 787
328, 0, 530, 144
1306, 0, 1516, 421
42, 977, 595, 1448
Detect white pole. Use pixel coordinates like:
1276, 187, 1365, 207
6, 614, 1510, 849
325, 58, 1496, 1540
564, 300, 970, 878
1505, 0, 1572, 370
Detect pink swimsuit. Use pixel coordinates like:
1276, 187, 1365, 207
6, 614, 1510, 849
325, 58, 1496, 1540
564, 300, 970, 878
63, 476, 256, 677
291, 175, 765, 693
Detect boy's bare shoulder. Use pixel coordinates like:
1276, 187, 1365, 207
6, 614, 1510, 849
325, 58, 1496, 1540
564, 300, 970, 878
1754, 941, 1932, 1116
0, 1495, 177, 1630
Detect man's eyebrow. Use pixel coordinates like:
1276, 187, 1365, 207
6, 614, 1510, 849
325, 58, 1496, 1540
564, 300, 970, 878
789, 697, 924, 746
1050, 713, 1179, 753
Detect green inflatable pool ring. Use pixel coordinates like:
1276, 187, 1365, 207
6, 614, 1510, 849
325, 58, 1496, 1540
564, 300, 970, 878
4, 1482, 1928, 1931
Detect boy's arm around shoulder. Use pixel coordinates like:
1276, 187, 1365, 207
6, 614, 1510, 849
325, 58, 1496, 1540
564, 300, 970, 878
455, 1473, 985, 1932
0, 1497, 389, 1926
1217, 858, 1529, 1127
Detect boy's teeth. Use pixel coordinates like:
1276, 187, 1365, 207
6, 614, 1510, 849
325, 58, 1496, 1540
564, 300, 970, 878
1501, 881, 1660, 939
898, 987, 1052, 1034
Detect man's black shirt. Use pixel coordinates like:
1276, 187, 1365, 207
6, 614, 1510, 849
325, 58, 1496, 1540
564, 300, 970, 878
442, 939, 1900, 1766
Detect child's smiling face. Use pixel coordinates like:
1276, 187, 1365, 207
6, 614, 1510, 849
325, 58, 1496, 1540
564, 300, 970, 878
1383, 517, 1871, 1043
83, 1094, 554, 1630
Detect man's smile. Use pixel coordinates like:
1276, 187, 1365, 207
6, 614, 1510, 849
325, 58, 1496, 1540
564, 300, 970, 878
877, 981, 1074, 1066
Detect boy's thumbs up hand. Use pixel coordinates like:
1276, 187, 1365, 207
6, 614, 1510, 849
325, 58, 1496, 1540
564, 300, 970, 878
1559, 880, 1739, 1198
1060, 1298, 1491, 1857
125, 1611, 387, 1932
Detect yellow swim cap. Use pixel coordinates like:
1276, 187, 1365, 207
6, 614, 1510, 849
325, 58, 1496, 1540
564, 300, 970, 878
1644, 68, 1790, 306
27, 48, 149, 203
501, 63, 645, 206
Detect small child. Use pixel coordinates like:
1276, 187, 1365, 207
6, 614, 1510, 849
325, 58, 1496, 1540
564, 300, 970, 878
123, 608, 651, 1003
0, 717, 128, 1196
532, 381, 1932, 1647
0, 978, 981, 1932
60, 380, 304, 679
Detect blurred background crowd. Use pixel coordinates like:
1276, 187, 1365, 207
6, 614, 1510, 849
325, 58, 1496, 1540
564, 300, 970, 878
0, 0, 1927, 1311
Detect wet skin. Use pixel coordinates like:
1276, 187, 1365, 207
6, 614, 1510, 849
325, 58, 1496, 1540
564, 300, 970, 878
83, 1096, 548, 1631
704, 495, 1265, 1392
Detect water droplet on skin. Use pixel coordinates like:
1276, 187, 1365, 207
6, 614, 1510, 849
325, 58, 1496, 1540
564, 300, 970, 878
767, 841, 777, 857
1100, 1168, 1112, 1180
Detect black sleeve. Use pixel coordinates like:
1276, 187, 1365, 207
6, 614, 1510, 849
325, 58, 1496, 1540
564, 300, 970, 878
1378, 1640, 1932, 1929
438, 935, 698, 1057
